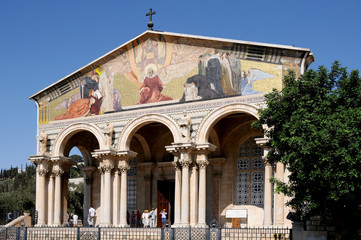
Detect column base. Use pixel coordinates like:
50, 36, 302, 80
99, 223, 112, 227
171, 223, 182, 228
35, 223, 47, 227
177, 222, 190, 227
117, 223, 130, 227
195, 223, 208, 228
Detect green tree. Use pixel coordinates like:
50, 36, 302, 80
253, 62, 361, 239
68, 182, 84, 220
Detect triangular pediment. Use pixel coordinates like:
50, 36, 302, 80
30, 30, 313, 124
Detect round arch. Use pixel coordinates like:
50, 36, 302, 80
196, 103, 260, 144
52, 122, 106, 157
117, 114, 181, 151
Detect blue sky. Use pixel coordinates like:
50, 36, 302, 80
0, 0, 360, 170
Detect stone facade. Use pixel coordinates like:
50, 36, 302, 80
29, 31, 313, 227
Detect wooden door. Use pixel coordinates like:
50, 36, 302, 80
157, 189, 169, 227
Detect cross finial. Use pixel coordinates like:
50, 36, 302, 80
146, 8, 156, 30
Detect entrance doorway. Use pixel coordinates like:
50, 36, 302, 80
157, 180, 174, 227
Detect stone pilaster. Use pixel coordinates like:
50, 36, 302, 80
82, 166, 96, 226
275, 161, 285, 225
141, 163, 154, 211
209, 158, 226, 224
255, 137, 273, 226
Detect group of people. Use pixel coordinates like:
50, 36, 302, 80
68, 206, 168, 228
66, 212, 79, 227
130, 208, 168, 228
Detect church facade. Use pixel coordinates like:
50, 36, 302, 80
29, 31, 314, 227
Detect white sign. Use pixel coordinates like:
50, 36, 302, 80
226, 209, 247, 218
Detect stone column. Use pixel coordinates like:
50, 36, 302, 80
99, 165, 104, 225
102, 161, 114, 226
117, 150, 137, 227
180, 149, 192, 226
53, 164, 64, 226
92, 149, 118, 227
275, 162, 285, 225
82, 166, 95, 226
195, 143, 216, 227
36, 161, 49, 226
113, 169, 120, 226
47, 172, 55, 226
189, 161, 198, 227
197, 160, 207, 227
119, 161, 130, 227
172, 158, 182, 227
29, 156, 50, 226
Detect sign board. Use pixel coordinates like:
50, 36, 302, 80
226, 209, 247, 218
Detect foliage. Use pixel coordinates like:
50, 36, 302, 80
0, 155, 85, 224
253, 62, 361, 238
69, 154, 84, 178
67, 182, 84, 219
0, 164, 36, 224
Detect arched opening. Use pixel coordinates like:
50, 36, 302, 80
127, 121, 175, 227
62, 130, 100, 227
202, 111, 264, 226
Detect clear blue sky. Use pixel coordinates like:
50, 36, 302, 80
1, 0, 360, 170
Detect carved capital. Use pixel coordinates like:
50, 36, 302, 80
53, 168, 64, 177
102, 163, 114, 173
37, 165, 49, 177
35, 160, 50, 177
180, 160, 191, 169
118, 161, 130, 173
172, 161, 180, 170
197, 159, 209, 169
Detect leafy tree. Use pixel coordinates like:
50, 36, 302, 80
68, 182, 84, 220
69, 154, 84, 178
253, 62, 361, 239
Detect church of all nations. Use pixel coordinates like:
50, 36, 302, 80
29, 28, 314, 228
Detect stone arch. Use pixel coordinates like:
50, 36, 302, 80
134, 133, 151, 160
196, 103, 260, 144
117, 114, 181, 151
52, 122, 106, 157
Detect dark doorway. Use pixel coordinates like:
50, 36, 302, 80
157, 180, 174, 227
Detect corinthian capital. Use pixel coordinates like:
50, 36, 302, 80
102, 163, 114, 173
197, 159, 209, 169
118, 161, 130, 173
52, 165, 64, 177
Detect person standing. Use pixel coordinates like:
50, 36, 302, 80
88, 206, 96, 227
149, 208, 156, 227
73, 213, 78, 226
160, 209, 167, 228
141, 210, 150, 228
66, 213, 71, 227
